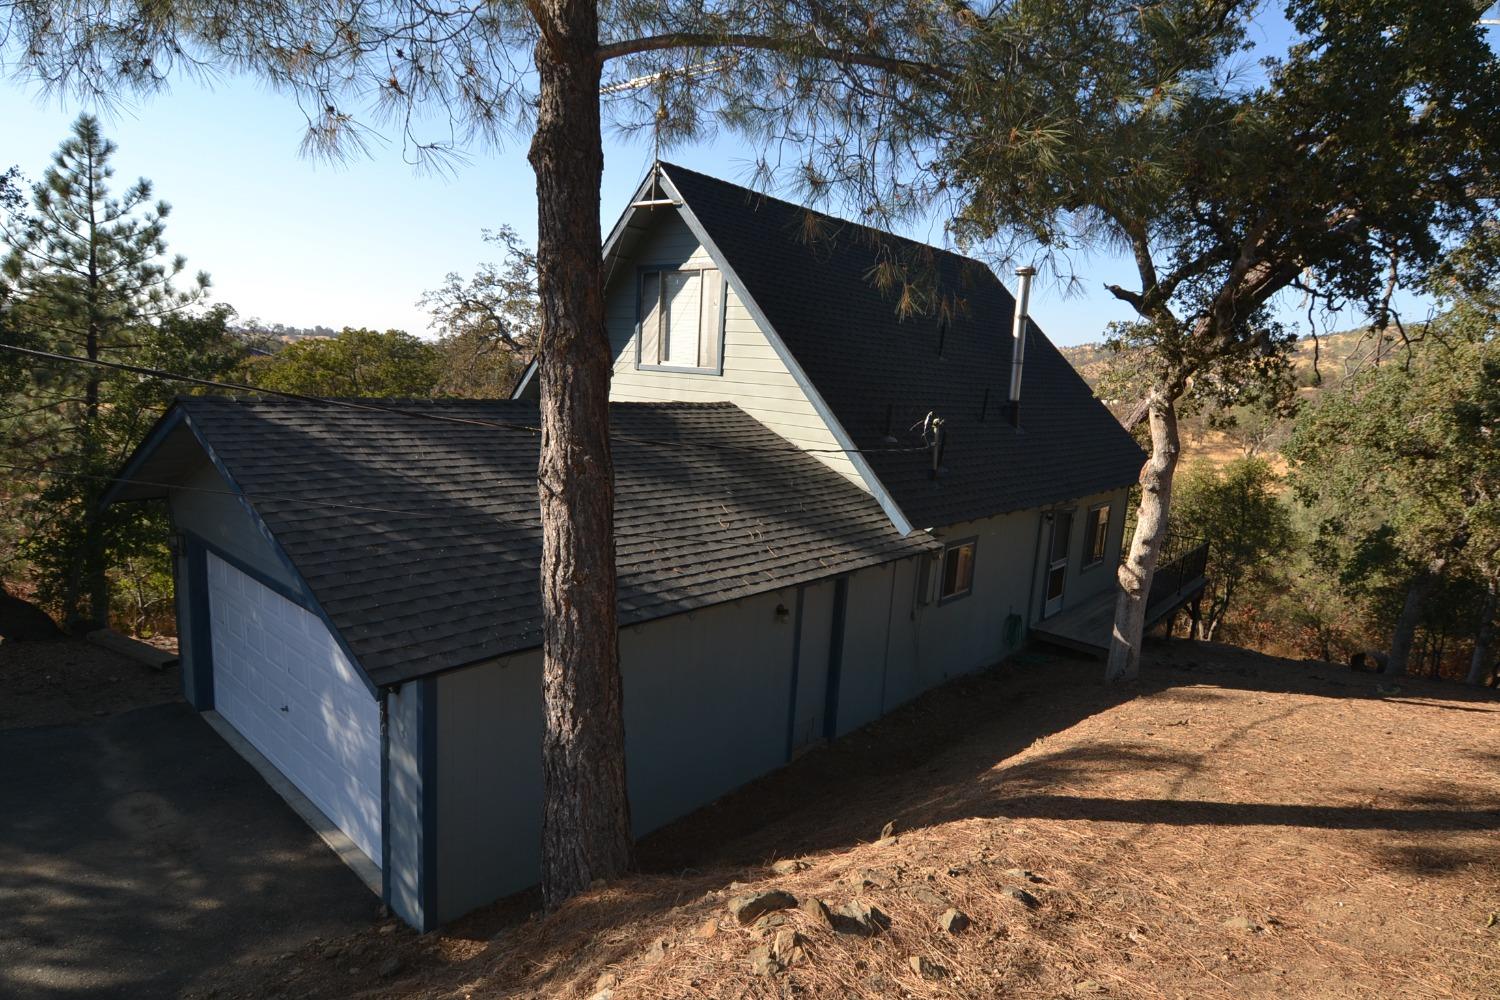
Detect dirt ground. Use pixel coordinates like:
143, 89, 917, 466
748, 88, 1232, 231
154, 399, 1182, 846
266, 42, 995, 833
180, 640, 1500, 1000
0, 637, 181, 730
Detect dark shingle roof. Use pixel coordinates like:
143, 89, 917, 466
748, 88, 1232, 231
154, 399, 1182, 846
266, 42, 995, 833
661, 163, 1145, 528
167, 397, 935, 687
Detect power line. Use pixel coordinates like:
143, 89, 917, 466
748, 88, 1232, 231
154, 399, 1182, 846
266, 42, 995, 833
0, 342, 927, 459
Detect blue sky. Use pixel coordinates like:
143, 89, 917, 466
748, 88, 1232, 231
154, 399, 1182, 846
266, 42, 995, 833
1, 11, 1483, 348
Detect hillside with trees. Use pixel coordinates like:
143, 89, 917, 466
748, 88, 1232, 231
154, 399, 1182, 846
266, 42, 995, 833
0, 118, 539, 641
1060, 291, 1500, 685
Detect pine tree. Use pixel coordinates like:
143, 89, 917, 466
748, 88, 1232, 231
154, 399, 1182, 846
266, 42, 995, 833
1, 115, 216, 631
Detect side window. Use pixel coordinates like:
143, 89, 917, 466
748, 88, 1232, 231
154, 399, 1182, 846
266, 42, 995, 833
1085, 504, 1111, 567
637, 267, 725, 372
938, 539, 977, 602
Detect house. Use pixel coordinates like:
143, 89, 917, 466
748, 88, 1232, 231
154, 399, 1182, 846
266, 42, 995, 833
104, 163, 1145, 932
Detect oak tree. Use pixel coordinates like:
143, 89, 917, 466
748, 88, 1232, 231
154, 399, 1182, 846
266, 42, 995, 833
933, 0, 1500, 680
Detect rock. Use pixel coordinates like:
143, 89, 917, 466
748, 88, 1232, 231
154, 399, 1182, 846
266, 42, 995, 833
0, 586, 62, 641
799, 897, 834, 929
771, 928, 808, 967
593, 972, 620, 992
320, 945, 342, 961
905, 886, 949, 909
938, 908, 970, 934
692, 919, 719, 940
376, 956, 402, 978
879, 820, 897, 841
1074, 979, 1109, 994
749, 945, 783, 977
833, 899, 891, 936
755, 913, 789, 931
1223, 916, 1261, 933
771, 858, 810, 876
1004, 867, 1043, 883
847, 867, 894, 891
729, 889, 798, 925
587, 990, 614, 1000
908, 955, 948, 981
377, 922, 396, 935
1005, 887, 1041, 910
644, 937, 670, 963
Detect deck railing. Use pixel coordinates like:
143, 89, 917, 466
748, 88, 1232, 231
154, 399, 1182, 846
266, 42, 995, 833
1145, 533, 1210, 610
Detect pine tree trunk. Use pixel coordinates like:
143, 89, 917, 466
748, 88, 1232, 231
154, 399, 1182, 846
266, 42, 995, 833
1386, 573, 1438, 677
1466, 582, 1497, 686
1106, 388, 1180, 683
528, 0, 633, 911
65, 147, 109, 633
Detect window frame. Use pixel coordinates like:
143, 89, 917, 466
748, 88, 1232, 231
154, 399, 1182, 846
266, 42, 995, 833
1082, 502, 1111, 570
633, 264, 727, 376
936, 537, 979, 605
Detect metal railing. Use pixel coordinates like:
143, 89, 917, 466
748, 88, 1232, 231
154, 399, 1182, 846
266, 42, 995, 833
1147, 534, 1210, 609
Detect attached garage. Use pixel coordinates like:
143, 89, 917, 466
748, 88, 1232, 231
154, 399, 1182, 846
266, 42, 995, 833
205, 552, 383, 868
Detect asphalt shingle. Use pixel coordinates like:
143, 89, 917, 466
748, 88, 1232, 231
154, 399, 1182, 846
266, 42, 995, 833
662, 163, 1146, 529
171, 397, 935, 686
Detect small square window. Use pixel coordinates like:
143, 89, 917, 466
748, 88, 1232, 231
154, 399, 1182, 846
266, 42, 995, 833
1085, 504, 1111, 566
938, 539, 976, 602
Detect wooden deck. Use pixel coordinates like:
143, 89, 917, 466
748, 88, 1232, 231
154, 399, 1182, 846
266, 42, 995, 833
1031, 541, 1210, 658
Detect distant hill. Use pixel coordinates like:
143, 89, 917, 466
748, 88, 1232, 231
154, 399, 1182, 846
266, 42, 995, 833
1059, 326, 1396, 393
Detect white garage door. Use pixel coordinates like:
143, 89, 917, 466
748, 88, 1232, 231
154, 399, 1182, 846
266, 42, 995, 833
207, 552, 382, 866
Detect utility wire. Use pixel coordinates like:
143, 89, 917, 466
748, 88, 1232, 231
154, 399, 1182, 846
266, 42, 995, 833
0, 342, 927, 459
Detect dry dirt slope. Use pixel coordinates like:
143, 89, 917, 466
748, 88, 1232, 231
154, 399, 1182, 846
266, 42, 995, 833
198, 642, 1500, 1000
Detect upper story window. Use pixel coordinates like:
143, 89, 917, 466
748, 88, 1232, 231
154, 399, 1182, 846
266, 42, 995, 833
1085, 503, 1111, 567
637, 267, 725, 373
938, 538, 977, 602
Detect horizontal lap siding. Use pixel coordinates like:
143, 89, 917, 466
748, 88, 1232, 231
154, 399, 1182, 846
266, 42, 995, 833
432, 588, 800, 923
607, 213, 864, 487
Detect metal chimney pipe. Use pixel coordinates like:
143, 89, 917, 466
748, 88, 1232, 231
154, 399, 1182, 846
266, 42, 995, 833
1008, 265, 1036, 427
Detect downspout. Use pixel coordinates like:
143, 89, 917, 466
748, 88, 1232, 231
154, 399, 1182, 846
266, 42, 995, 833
1008, 266, 1036, 428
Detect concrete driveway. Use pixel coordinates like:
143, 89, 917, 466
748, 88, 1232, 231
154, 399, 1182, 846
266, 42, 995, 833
0, 701, 379, 999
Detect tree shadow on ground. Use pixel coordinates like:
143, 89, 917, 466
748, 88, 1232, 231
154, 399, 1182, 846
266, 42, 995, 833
335, 636, 1500, 1000
631, 638, 1500, 877
0, 702, 378, 1000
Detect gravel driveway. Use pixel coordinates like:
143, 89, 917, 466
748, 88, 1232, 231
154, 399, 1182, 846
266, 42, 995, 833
0, 700, 379, 999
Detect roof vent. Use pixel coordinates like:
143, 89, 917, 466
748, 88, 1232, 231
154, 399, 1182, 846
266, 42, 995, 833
1008, 265, 1036, 428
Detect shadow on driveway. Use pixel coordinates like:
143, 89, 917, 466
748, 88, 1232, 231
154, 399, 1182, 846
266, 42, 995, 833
0, 702, 378, 999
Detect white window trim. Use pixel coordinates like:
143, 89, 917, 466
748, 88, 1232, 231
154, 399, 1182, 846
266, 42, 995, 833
634, 264, 727, 375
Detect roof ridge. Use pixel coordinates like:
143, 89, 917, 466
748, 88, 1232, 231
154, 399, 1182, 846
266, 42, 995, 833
659, 161, 991, 275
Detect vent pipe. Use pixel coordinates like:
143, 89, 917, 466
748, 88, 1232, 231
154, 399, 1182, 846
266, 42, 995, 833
1008, 265, 1036, 427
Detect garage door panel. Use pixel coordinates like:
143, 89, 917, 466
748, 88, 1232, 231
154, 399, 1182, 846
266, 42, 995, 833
207, 553, 381, 867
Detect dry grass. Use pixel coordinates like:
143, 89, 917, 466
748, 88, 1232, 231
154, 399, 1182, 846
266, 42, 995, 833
195, 642, 1500, 1000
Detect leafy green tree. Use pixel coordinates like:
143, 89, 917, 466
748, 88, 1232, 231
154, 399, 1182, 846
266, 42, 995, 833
1172, 458, 1293, 641
1286, 332, 1500, 678
422, 226, 539, 398
930, 0, 1500, 681
243, 327, 441, 398
1, 115, 219, 631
